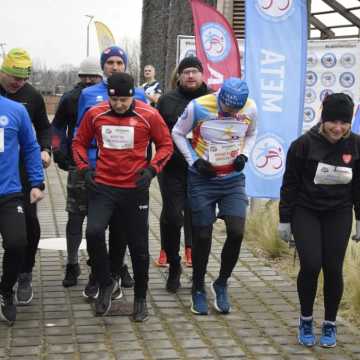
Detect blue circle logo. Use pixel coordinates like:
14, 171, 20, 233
339, 72, 355, 88
200, 23, 231, 63
321, 72, 336, 87
306, 71, 317, 87
304, 107, 315, 123
321, 53, 337, 68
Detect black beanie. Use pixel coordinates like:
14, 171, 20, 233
321, 93, 354, 124
177, 56, 203, 74
107, 73, 134, 97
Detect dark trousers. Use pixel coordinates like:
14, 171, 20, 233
0, 195, 27, 293
66, 168, 127, 271
192, 216, 245, 290
21, 192, 40, 273
158, 169, 192, 267
292, 206, 352, 322
86, 184, 149, 298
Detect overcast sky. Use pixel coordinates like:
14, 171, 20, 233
0, 0, 143, 69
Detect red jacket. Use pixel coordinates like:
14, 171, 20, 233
72, 100, 173, 188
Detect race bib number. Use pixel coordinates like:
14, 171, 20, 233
102, 126, 134, 150
314, 162, 352, 185
0, 128, 4, 152
208, 142, 240, 166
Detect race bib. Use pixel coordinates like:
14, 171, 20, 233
102, 126, 134, 150
314, 162, 352, 185
208, 142, 240, 166
0, 128, 4, 152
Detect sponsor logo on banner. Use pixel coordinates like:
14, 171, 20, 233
250, 134, 285, 178
255, 0, 294, 20
307, 53, 318, 68
339, 72, 355, 88
305, 88, 316, 104
321, 53, 337, 68
340, 53, 356, 68
200, 23, 231, 63
306, 71, 317, 86
321, 72, 336, 87
304, 107, 315, 123
0, 116, 9, 126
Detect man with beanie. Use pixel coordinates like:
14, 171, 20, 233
155, 56, 211, 291
0, 95, 44, 324
75, 46, 146, 299
172, 77, 257, 315
73, 72, 173, 320
0, 48, 51, 305
51, 56, 102, 287
278, 93, 360, 348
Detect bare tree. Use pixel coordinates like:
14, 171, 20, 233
141, 0, 217, 91
120, 37, 141, 85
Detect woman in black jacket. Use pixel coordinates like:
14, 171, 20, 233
278, 93, 360, 348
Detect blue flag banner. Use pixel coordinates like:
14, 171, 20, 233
244, 0, 308, 198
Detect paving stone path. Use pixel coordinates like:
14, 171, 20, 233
1, 163, 360, 360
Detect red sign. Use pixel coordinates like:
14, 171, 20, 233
189, 0, 241, 90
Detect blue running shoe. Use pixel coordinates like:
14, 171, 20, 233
298, 318, 316, 347
211, 282, 230, 314
320, 322, 336, 348
191, 290, 208, 315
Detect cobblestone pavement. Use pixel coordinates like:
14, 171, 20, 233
1, 164, 360, 360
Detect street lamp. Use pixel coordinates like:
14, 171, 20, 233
0, 43, 6, 59
85, 15, 94, 57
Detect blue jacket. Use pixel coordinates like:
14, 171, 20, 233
76, 81, 146, 168
0, 96, 44, 197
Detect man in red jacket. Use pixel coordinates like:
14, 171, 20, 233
73, 73, 173, 321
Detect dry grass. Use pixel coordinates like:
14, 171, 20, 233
244, 201, 360, 329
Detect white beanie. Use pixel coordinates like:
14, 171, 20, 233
78, 56, 102, 77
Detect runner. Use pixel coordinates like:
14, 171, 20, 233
0, 48, 51, 305
156, 57, 211, 292
278, 93, 360, 348
172, 77, 257, 315
0, 95, 44, 324
76, 46, 147, 298
73, 72, 173, 319
52, 56, 102, 287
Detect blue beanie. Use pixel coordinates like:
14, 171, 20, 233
219, 77, 249, 109
100, 46, 128, 70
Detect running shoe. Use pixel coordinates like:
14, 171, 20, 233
154, 249, 168, 267
298, 318, 316, 347
320, 322, 336, 348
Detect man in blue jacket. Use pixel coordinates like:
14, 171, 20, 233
75, 46, 146, 299
0, 95, 44, 325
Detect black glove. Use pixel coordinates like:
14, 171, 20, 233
53, 150, 71, 171
135, 166, 156, 189
233, 154, 248, 172
82, 168, 97, 192
193, 159, 217, 178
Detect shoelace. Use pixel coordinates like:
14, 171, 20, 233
323, 324, 335, 337
302, 321, 313, 336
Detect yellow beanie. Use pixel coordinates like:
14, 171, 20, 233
1, 48, 32, 78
